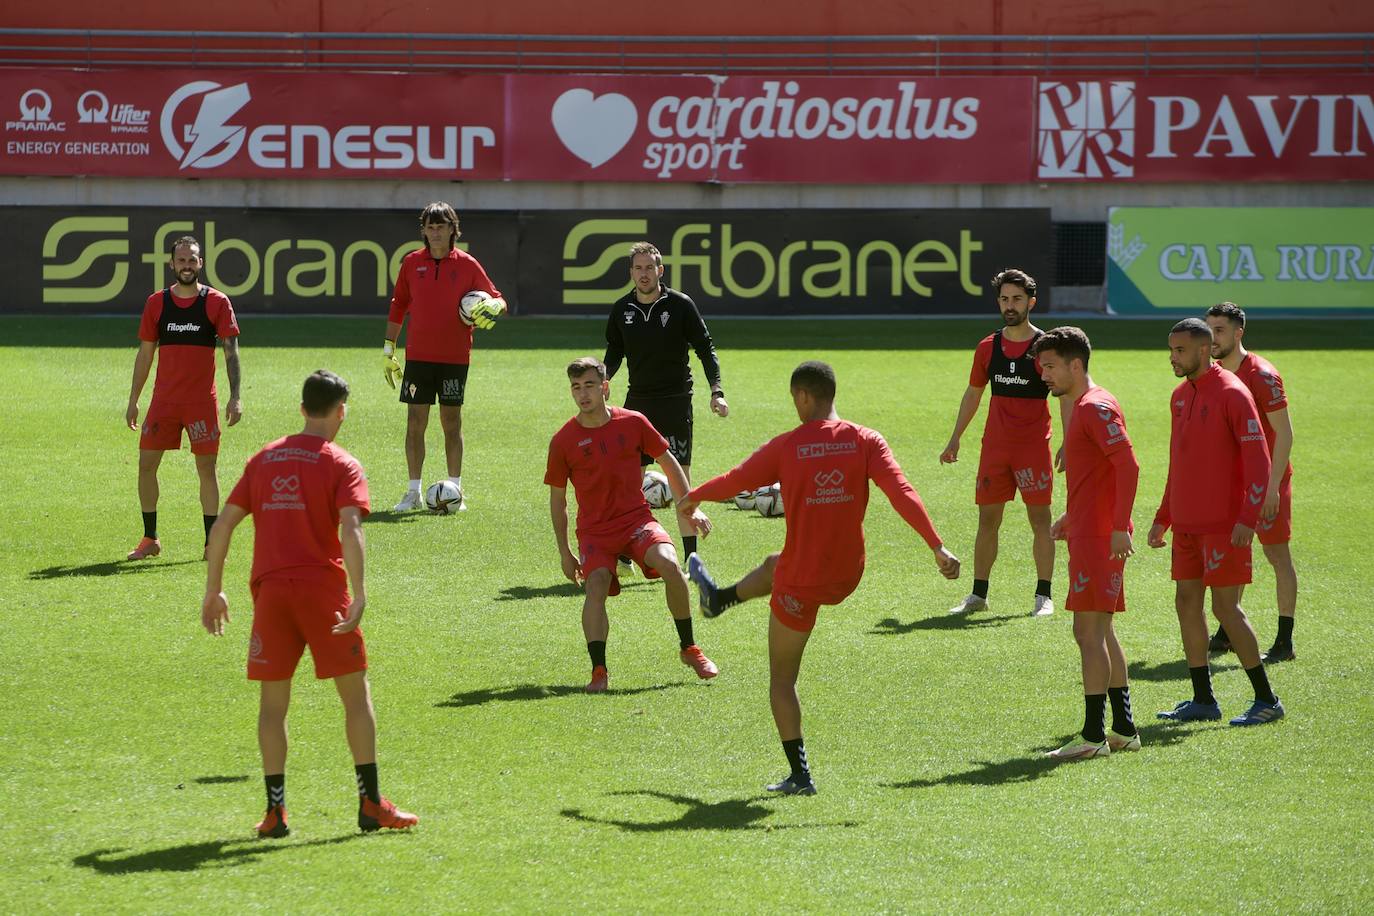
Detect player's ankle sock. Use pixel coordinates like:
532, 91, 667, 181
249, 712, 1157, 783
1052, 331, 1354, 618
1189, 665, 1216, 705
408, 478, 421, 492
781, 737, 811, 783
1036, 579, 1052, 599
1244, 663, 1278, 705
142, 511, 157, 540
587, 640, 607, 669
972, 579, 989, 600
718, 584, 741, 610
1276, 615, 1294, 647
203, 514, 217, 543
265, 773, 285, 810
682, 535, 697, 557
354, 763, 380, 804
1108, 685, 1137, 736
673, 616, 695, 650
448, 475, 462, 489
1082, 694, 1107, 743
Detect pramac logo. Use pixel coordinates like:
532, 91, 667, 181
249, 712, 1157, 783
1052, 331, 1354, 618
161, 81, 251, 170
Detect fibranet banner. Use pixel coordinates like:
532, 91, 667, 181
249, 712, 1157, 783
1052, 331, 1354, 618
1106, 207, 1374, 313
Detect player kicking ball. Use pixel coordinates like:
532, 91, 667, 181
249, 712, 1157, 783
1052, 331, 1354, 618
202, 370, 417, 837
546, 357, 718, 693
1032, 328, 1142, 760
679, 361, 960, 794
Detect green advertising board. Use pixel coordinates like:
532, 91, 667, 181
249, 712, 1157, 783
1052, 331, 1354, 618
1107, 208, 1374, 314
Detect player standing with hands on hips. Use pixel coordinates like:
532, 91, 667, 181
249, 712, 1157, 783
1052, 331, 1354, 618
604, 241, 727, 566
125, 235, 242, 561
202, 370, 418, 837
383, 202, 506, 512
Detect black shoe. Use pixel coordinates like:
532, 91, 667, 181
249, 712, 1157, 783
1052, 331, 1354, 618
766, 774, 817, 796
1207, 627, 1232, 654
686, 553, 723, 618
1262, 643, 1296, 664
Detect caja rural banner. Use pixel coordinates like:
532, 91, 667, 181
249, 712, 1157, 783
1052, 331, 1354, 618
0, 207, 1051, 315
1106, 207, 1374, 313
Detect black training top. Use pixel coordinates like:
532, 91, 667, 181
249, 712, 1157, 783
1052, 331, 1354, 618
603, 285, 722, 399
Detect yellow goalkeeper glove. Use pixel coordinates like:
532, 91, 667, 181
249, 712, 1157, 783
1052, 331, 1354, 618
383, 340, 401, 388
470, 297, 507, 331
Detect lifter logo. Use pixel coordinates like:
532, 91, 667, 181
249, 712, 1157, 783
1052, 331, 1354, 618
1037, 81, 1135, 179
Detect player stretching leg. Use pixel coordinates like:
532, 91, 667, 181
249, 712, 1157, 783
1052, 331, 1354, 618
939, 269, 1070, 618
546, 357, 717, 693
1033, 329, 1142, 759
681, 362, 959, 793
202, 371, 417, 836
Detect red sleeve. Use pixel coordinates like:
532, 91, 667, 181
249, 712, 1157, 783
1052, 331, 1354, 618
968, 337, 992, 387
387, 257, 412, 325
688, 435, 785, 504
1107, 449, 1140, 532
226, 461, 254, 512
336, 455, 370, 517
462, 254, 502, 301
638, 414, 669, 461
866, 432, 942, 549
543, 436, 570, 488
1231, 387, 1272, 529
1252, 364, 1288, 413
1083, 400, 1138, 531
138, 294, 161, 342
209, 292, 240, 339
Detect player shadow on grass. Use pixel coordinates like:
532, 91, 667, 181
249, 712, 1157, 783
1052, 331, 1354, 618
28, 559, 200, 580
73, 833, 363, 874
561, 790, 859, 833
886, 723, 1201, 790
1128, 657, 1240, 682
496, 583, 586, 601
869, 612, 1022, 635
436, 682, 681, 708
361, 510, 425, 525
192, 775, 251, 785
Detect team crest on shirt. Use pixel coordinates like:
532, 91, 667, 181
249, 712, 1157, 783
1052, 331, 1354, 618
1108, 573, 1123, 597
660, 312, 670, 328
624, 311, 635, 324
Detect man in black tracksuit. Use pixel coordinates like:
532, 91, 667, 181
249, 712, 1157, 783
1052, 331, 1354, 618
604, 240, 728, 562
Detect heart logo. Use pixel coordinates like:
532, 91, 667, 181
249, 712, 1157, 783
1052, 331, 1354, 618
551, 89, 637, 168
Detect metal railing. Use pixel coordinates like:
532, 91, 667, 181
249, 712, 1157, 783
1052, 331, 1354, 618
0, 29, 1370, 74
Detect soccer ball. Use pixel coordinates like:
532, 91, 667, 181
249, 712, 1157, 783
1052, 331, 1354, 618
733, 490, 756, 510
754, 482, 784, 517
642, 471, 673, 508
459, 290, 489, 326
425, 480, 463, 514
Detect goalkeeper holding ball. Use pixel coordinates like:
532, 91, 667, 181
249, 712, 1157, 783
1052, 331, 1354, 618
383, 202, 507, 512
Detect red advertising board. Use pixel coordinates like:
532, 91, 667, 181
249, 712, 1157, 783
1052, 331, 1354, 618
0, 69, 505, 179
506, 75, 1035, 183
1036, 77, 1374, 181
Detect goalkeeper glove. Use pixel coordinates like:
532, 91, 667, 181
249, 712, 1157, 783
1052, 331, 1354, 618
382, 340, 402, 389
470, 297, 507, 331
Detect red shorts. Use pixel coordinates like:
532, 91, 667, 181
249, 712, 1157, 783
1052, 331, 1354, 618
247, 577, 368, 681
579, 517, 673, 598
975, 439, 1053, 506
1065, 537, 1126, 613
140, 399, 221, 455
1255, 476, 1292, 546
1171, 532, 1252, 587
769, 578, 859, 633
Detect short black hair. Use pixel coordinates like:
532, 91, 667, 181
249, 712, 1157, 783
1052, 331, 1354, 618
790, 360, 836, 401
567, 356, 607, 381
991, 268, 1037, 298
170, 235, 201, 257
1031, 325, 1092, 369
1170, 317, 1213, 341
1206, 301, 1247, 329
302, 369, 350, 417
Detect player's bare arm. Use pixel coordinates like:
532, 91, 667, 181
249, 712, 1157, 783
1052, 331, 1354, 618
940, 384, 985, 462
1263, 406, 1294, 520
659, 451, 711, 537
126, 339, 157, 429
332, 507, 367, 634
223, 336, 243, 426
201, 504, 247, 635
549, 486, 582, 584
1054, 396, 1072, 472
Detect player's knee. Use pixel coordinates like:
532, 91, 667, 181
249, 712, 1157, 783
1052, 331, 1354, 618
586, 567, 613, 590
762, 553, 780, 574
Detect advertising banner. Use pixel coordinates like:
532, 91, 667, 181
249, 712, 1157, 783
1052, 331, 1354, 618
506, 75, 1035, 183
0, 70, 505, 179
1106, 207, 1374, 313
0, 207, 1051, 315
1038, 77, 1374, 181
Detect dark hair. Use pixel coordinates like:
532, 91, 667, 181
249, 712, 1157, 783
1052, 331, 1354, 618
1206, 301, 1247, 329
991, 268, 1037, 298
567, 356, 607, 381
629, 241, 662, 268
1171, 317, 1213, 340
790, 360, 837, 401
170, 235, 201, 257
302, 370, 350, 417
419, 201, 462, 245
1031, 325, 1092, 369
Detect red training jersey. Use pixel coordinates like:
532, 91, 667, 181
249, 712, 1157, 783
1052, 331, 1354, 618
969, 333, 1052, 444
387, 247, 502, 364
545, 407, 669, 539
689, 419, 942, 603
1062, 386, 1139, 538
138, 287, 239, 404
1153, 364, 1271, 535
1232, 351, 1292, 482
226, 434, 370, 590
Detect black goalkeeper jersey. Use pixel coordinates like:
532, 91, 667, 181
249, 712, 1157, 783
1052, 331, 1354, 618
603, 286, 722, 399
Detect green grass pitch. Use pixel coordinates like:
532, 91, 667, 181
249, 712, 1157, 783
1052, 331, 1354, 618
2, 316, 1371, 913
